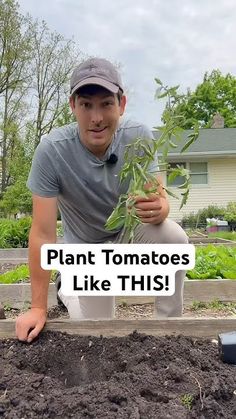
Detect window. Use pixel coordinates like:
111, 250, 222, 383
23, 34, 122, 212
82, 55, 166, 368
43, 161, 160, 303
189, 162, 208, 184
167, 163, 186, 186
167, 162, 208, 186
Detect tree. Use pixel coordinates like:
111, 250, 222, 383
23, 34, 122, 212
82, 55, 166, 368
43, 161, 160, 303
0, 0, 81, 212
163, 70, 236, 129
0, 0, 32, 193
0, 136, 32, 215
28, 20, 80, 148
55, 102, 76, 127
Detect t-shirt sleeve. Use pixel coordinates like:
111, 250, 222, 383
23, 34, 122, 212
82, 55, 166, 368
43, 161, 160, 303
139, 124, 159, 174
27, 138, 59, 197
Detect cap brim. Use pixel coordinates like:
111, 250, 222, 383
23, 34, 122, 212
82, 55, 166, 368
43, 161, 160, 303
70, 77, 120, 95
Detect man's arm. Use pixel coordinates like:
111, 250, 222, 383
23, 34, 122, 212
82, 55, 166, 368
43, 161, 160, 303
15, 195, 58, 342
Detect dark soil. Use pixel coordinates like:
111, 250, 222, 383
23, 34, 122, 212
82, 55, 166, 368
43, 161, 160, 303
0, 331, 236, 418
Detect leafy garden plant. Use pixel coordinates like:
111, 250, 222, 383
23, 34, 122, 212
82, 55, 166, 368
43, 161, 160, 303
0, 217, 32, 248
187, 245, 236, 280
105, 80, 199, 241
0, 265, 29, 284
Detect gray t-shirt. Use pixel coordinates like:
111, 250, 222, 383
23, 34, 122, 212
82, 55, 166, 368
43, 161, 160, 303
27, 119, 157, 243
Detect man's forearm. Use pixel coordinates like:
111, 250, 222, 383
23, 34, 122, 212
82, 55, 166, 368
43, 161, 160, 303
29, 226, 56, 310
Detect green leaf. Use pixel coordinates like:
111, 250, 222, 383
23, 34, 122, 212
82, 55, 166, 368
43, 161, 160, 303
132, 190, 148, 198
221, 270, 236, 279
105, 215, 125, 230
156, 91, 169, 99
165, 188, 179, 199
155, 78, 162, 86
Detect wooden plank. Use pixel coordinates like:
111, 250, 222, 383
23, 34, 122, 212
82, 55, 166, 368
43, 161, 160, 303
0, 248, 28, 262
190, 238, 233, 243
1, 280, 236, 309
184, 279, 236, 305
0, 283, 57, 308
116, 278, 236, 305
1, 318, 236, 339
194, 242, 236, 247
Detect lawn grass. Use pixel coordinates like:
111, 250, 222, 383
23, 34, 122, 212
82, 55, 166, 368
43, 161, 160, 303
208, 231, 236, 241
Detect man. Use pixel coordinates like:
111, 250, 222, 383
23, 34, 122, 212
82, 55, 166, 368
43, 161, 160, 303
16, 57, 188, 343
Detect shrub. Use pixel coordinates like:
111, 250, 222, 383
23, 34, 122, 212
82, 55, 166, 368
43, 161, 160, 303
224, 202, 236, 224
181, 212, 198, 229
0, 217, 32, 248
182, 205, 225, 229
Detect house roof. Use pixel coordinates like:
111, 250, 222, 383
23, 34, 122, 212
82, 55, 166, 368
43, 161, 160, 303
153, 127, 236, 160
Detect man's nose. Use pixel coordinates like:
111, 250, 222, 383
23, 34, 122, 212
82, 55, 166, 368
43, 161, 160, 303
91, 107, 103, 124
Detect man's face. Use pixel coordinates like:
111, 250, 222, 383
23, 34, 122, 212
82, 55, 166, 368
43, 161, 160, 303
70, 87, 126, 157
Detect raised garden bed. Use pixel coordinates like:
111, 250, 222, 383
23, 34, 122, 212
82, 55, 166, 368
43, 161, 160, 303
191, 238, 236, 246
1, 280, 236, 311
1, 320, 236, 418
1, 246, 236, 417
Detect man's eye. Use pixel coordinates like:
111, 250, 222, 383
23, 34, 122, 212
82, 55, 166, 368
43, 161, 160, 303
81, 102, 91, 108
103, 101, 113, 107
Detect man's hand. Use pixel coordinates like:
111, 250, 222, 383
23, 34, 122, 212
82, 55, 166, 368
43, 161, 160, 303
15, 308, 47, 343
134, 193, 169, 225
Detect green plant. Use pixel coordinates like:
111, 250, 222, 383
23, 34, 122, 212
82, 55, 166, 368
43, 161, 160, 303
190, 300, 236, 314
105, 80, 199, 241
0, 217, 31, 248
182, 205, 225, 229
181, 212, 199, 229
208, 299, 236, 312
187, 245, 236, 279
119, 300, 128, 308
3, 302, 13, 312
209, 231, 236, 241
224, 202, 236, 224
191, 301, 207, 311
181, 394, 194, 410
0, 265, 30, 284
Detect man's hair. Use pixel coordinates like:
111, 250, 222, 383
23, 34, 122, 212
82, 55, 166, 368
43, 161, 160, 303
72, 84, 123, 104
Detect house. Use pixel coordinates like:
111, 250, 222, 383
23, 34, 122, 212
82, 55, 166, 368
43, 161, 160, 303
153, 116, 236, 222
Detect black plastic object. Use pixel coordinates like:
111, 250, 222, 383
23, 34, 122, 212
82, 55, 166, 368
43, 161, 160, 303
218, 331, 236, 364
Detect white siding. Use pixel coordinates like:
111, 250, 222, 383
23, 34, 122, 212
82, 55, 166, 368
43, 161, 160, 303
165, 158, 236, 221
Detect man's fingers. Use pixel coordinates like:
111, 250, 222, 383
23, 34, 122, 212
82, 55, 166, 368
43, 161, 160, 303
135, 201, 162, 211
27, 326, 40, 343
27, 319, 45, 343
15, 319, 29, 342
134, 193, 159, 203
16, 332, 28, 342
16, 318, 45, 343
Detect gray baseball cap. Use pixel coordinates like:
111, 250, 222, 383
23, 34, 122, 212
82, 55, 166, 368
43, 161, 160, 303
70, 57, 124, 96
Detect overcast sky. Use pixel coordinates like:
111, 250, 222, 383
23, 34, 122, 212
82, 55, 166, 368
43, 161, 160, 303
18, 0, 236, 129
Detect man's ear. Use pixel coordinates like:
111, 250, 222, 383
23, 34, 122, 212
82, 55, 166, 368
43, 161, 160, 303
69, 96, 76, 113
119, 95, 127, 116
